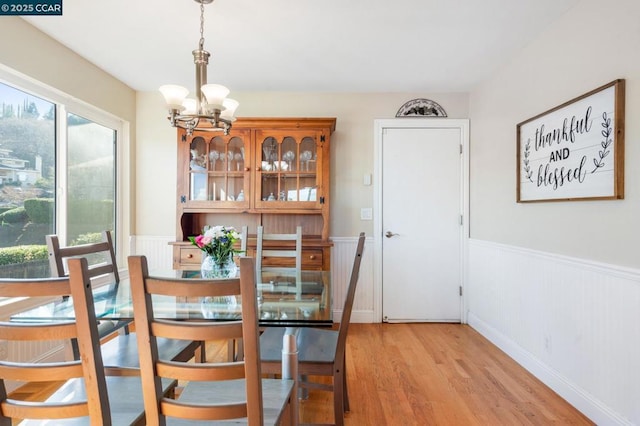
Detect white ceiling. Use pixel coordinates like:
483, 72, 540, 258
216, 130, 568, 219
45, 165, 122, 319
23, 0, 578, 93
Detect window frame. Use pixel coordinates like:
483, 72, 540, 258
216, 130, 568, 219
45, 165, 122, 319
0, 64, 130, 282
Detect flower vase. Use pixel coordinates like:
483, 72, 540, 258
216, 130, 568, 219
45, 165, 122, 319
201, 254, 238, 279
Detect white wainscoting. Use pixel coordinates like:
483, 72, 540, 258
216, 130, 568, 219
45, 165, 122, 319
132, 235, 377, 323
330, 236, 375, 323
468, 239, 640, 426
130, 235, 175, 272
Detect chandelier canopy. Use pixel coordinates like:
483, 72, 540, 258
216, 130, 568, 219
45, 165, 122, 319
159, 0, 238, 136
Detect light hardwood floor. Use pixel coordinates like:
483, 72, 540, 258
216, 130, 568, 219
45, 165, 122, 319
11, 323, 593, 425
303, 323, 594, 425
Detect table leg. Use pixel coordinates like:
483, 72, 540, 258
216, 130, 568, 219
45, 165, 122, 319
282, 327, 299, 425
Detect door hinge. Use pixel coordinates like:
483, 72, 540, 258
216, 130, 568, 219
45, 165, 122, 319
459, 286, 463, 296
320, 196, 325, 204
180, 195, 186, 203
181, 134, 187, 142
459, 215, 463, 226
460, 144, 463, 154
320, 135, 326, 142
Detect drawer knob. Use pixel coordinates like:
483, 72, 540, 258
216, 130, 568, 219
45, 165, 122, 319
187, 254, 193, 259
309, 255, 316, 260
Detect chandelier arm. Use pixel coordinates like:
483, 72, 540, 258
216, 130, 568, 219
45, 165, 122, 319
174, 113, 224, 122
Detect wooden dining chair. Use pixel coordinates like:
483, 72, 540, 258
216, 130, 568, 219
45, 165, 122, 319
260, 232, 366, 426
256, 225, 302, 283
128, 255, 296, 425
0, 257, 174, 425
46, 231, 202, 374
47, 231, 129, 339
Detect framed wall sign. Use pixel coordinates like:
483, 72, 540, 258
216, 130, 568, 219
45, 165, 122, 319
517, 79, 625, 202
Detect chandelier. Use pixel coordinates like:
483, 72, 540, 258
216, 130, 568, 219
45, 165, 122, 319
159, 0, 238, 136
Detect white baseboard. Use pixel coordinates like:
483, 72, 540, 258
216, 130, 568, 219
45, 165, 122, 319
333, 309, 376, 324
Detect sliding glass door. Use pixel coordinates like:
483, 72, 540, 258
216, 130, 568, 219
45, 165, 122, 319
0, 80, 121, 278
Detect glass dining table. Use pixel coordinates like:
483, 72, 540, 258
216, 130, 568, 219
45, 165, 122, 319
11, 266, 322, 423
11, 268, 332, 327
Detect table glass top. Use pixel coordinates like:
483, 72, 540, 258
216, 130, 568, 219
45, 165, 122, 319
11, 269, 331, 327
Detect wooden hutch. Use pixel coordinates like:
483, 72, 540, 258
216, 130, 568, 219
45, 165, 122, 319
171, 117, 336, 273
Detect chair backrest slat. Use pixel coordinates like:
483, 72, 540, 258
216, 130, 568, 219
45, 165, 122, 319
0, 321, 77, 341
0, 279, 73, 298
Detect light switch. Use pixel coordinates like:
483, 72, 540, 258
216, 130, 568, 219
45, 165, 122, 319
360, 208, 373, 220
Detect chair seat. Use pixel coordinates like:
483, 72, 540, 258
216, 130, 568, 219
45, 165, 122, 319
165, 378, 295, 425
261, 327, 338, 364
100, 333, 200, 369
18, 376, 177, 425
96, 319, 124, 337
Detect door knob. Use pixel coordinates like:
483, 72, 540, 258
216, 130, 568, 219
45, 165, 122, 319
385, 231, 399, 238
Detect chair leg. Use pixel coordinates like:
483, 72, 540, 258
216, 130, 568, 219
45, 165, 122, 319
342, 354, 349, 413
227, 338, 245, 362
343, 367, 350, 413
196, 340, 206, 363
282, 395, 294, 426
227, 338, 235, 361
300, 374, 309, 400
236, 338, 244, 361
333, 368, 345, 426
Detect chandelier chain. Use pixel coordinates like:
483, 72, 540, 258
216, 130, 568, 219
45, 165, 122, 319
199, 0, 205, 51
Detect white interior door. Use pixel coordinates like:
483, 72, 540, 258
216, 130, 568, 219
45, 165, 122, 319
381, 126, 463, 322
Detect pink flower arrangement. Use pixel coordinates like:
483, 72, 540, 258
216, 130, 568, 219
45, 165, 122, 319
188, 225, 242, 266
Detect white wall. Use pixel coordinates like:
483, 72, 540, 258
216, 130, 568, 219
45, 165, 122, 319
468, 0, 640, 424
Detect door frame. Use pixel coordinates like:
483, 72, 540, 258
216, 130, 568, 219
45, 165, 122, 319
373, 118, 470, 323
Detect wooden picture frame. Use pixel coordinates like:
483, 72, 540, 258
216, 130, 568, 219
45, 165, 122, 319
517, 79, 625, 202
